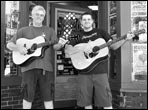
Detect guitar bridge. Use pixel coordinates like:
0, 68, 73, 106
84, 52, 89, 59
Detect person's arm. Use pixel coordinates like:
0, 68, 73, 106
6, 28, 27, 55
53, 29, 80, 51
109, 38, 126, 50
7, 41, 28, 55
109, 32, 135, 50
46, 28, 60, 50
7, 42, 18, 51
53, 37, 69, 50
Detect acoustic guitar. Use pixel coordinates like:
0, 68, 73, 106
12, 36, 53, 66
64, 29, 145, 73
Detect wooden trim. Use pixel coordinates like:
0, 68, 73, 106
1, 1, 5, 78
98, 1, 109, 31
19, 1, 29, 28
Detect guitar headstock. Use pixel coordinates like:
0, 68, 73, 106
58, 13, 77, 47
127, 29, 146, 40
134, 29, 146, 35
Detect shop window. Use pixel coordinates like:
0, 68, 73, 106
131, 43, 147, 81
4, 1, 20, 76
131, 1, 147, 42
56, 12, 82, 76
130, 1, 147, 81
109, 1, 117, 39
108, 1, 118, 80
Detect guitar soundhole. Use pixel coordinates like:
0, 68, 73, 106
89, 52, 98, 58
83, 52, 98, 59
27, 43, 37, 55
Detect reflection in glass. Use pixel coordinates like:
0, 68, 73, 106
56, 12, 83, 76
4, 1, 19, 76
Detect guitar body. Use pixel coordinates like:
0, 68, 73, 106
65, 38, 109, 72
63, 29, 145, 72
12, 36, 46, 66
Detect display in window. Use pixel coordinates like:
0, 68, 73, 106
110, 16, 117, 38
132, 43, 147, 81
110, 1, 117, 15
56, 11, 82, 76
4, 1, 20, 76
131, 1, 147, 42
109, 1, 117, 39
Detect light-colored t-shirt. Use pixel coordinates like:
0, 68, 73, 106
10, 25, 57, 72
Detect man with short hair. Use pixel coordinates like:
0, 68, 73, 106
7, 5, 58, 109
55, 12, 134, 109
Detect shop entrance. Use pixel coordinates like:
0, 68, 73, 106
48, 2, 91, 108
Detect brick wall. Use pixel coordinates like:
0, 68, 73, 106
1, 85, 23, 109
1, 85, 147, 109
112, 90, 147, 109
1, 84, 44, 109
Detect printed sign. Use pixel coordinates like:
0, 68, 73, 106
132, 43, 147, 81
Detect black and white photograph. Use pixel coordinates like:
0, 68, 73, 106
1, 1, 147, 109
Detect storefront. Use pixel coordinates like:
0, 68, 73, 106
1, 1, 147, 109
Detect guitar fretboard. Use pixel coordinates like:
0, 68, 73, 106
99, 35, 126, 50
94, 29, 145, 52
37, 41, 54, 48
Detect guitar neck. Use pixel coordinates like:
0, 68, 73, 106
99, 35, 126, 50
100, 29, 145, 50
94, 29, 145, 52
37, 41, 53, 48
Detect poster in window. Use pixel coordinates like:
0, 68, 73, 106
4, 1, 19, 76
110, 1, 117, 15
131, 1, 147, 31
110, 16, 117, 35
131, 43, 147, 81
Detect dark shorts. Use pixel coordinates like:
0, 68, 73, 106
77, 74, 112, 107
21, 69, 54, 102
